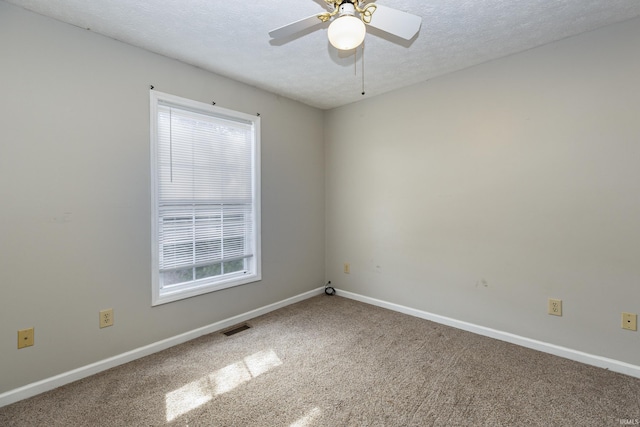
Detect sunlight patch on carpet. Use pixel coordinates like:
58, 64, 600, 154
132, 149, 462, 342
290, 407, 322, 427
165, 378, 213, 422
211, 361, 253, 395
245, 349, 283, 377
165, 349, 283, 421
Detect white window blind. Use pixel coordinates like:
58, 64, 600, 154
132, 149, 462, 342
151, 91, 261, 305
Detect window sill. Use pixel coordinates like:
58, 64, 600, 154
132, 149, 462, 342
152, 273, 261, 306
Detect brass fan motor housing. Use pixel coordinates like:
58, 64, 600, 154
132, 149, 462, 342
319, 1, 377, 24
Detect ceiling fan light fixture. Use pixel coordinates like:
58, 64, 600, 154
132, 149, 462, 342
328, 15, 366, 50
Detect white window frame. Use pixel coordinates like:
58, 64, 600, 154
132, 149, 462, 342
150, 91, 261, 306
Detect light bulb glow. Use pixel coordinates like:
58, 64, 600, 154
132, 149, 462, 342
328, 15, 366, 50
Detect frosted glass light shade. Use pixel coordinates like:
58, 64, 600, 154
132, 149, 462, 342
328, 15, 366, 50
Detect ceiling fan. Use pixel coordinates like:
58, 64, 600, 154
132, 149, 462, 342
269, 0, 422, 51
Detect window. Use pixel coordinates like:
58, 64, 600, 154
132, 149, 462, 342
150, 91, 261, 305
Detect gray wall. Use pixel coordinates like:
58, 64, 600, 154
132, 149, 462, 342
0, 2, 325, 393
325, 18, 640, 365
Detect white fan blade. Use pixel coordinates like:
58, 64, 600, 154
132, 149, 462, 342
367, 4, 422, 40
269, 14, 324, 39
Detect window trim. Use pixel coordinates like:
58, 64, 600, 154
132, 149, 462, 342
150, 90, 261, 306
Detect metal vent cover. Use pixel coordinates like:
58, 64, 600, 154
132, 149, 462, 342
222, 323, 251, 336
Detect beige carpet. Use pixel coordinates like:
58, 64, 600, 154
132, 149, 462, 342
1, 295, 639, 426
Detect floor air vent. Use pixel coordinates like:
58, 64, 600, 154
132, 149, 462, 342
222, 324, 251, 336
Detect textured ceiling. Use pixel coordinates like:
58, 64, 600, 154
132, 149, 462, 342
5, 0, 640, 109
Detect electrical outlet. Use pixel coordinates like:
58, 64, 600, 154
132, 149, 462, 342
548, 298, 562, 316
622, 312, 637, 331
18, 328, 34, 349
99, 309, 114, 328
344, 263, 350, 274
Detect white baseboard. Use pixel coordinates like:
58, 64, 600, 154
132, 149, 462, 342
0, 287, 325, 408
337, 289, 640, 379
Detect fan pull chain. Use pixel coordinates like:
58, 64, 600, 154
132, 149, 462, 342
361, 42, 365, 96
